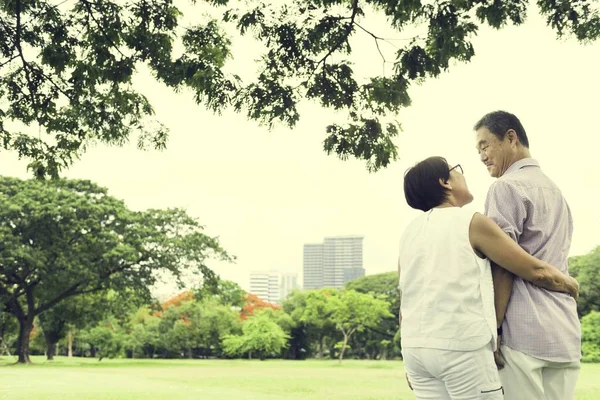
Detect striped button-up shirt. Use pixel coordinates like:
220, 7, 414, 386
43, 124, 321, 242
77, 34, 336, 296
484, 158, 581, 362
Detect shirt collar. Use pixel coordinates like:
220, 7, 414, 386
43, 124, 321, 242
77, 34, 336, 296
503, 158, 540, 176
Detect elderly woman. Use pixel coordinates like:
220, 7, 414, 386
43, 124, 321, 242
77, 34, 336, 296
398, 156, 578, 400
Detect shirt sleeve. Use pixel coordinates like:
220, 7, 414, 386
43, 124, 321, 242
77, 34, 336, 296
484, 180, 527, 242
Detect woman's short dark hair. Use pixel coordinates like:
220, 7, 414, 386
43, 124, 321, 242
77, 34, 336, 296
404, 156, 450, 212
473, 110, 529, 148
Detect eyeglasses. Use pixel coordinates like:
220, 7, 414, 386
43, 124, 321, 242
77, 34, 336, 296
449, 164, 463, 174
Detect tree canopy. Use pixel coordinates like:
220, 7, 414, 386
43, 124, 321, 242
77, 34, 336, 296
194, 278, 246, 308
222, 308, 290, 360
328, 289, 392, 362
581, 311, 600, 363
569, 246, 600, 318
343, 271, 400, 358
344, 271, 399, 317
37, 291, 109, 360
0, 176, 230, 363
1, 0, 599, 177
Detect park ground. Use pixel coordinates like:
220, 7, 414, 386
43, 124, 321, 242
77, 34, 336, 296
0, 357, 599, 399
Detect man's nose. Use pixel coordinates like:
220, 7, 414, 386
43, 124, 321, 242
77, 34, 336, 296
480, 152, 487, 162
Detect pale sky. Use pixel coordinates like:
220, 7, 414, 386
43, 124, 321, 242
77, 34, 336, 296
2, 4, 599, 296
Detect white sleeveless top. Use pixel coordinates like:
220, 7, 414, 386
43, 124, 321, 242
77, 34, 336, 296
398, 207, 497, 351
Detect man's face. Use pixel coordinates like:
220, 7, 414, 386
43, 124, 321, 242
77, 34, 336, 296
475, 127, 513, 178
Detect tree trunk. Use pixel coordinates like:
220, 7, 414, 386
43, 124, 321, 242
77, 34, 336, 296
0, 336, 12, 357
338, 334, 349, 364
90, 346, 96, 358
67, 331, 73, 358
17, 316, 34, 364
44, 330, 60, 361
46, 341, 57, 361
318, 336, 324, 359
248, 351, 252, 360
188, 347, 193, 359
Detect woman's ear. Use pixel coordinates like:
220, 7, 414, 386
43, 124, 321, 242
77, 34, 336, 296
439, 178, 452, 191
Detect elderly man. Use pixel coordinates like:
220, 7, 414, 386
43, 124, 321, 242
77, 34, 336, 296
474, 110, 581, 399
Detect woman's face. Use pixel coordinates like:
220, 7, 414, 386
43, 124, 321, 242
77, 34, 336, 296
448, 166, 474, 207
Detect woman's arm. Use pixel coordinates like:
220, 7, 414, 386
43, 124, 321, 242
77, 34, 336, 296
397, 257, 402, 325
469, 212, 578, 299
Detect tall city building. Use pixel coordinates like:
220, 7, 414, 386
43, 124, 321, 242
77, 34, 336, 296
303, 235, 365, 289
249, 271, 280, 304
280, 272, 299, 301
303, 244, 324, 290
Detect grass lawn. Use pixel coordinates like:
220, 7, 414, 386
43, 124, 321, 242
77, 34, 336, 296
0, 356, 599, 399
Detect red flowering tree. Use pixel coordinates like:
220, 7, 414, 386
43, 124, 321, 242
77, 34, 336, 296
240, 294, 281, 320
154, 291, 194, 318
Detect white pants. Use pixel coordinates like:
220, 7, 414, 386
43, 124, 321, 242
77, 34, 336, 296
402, 343, 503, 399
498, 345, 580, 400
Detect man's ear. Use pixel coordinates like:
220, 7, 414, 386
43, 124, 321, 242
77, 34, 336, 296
506, 129, 518, 145
439, 178, 452, 191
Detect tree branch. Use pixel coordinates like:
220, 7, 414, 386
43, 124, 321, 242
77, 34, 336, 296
80, 0, 126, 58
21, 0, 72, 28
354, 22, 386, 61
37, 284, 108, 316
317, 0, 359, 65
0, 0, 71, 71
0, 282, 25, 319
31, 64, 74, 103
0, 272, 14, 285
34, 254, 149, 315
0, 275, 26, 305
34, 281, 83, 316
363, 324, 395, 339
0, 55, 19, 70
14, 0, 38, 113
298, 0, 360, 90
